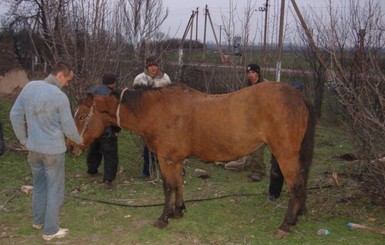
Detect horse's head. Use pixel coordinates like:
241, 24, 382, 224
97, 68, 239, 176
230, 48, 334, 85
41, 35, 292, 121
67, 93, 115, 156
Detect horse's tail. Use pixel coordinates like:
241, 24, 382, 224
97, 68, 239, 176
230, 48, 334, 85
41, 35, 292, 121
300, 98, 316, 188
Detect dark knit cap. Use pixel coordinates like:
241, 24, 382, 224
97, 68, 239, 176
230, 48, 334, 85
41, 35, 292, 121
246, 64, 260, 74
145, 56, 159, 67
102, 72, 117, 84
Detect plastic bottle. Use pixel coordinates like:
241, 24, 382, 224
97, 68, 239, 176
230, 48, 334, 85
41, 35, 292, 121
317, 229, 330, 235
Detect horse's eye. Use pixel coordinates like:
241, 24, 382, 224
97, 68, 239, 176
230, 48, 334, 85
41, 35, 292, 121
79, 115, 87, 120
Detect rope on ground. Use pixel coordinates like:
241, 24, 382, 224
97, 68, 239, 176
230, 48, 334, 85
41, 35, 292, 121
67, 183, 335, 208
67, 192, 266, 208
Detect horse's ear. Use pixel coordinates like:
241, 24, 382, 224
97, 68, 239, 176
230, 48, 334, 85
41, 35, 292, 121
84, 93, 94, 107
75, 95, 80, 104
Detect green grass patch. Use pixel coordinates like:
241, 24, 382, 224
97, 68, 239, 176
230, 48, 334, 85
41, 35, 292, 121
0, 98, 384, 244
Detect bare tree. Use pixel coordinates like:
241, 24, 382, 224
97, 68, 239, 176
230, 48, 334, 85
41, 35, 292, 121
3, 0, 170, 101
62, 0, 129, 97
294, 0, 385, 196
3, 0, 69, 67
220, 0, 237, 54
238, 0, 257, 62
116, 0, 168, 62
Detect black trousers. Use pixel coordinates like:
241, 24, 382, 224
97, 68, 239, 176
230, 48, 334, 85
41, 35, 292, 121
142, 144, 156, 177
86, 135, 119, 182
269, 155, 284, 198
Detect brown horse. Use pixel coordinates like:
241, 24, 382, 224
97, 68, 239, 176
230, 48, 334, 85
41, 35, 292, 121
68, 82, 316, 236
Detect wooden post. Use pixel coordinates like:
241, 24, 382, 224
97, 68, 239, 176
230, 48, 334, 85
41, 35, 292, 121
290, 0, 328, 71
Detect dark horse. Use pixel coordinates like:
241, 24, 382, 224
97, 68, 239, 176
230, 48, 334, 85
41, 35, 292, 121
68, 82, 316, 237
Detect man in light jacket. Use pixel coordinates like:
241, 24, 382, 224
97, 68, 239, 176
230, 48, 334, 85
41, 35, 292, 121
10, 61, 82, 241
133, 56, 171, 177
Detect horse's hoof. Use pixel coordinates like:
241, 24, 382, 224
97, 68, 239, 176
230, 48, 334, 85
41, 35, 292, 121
298, 207, 308, 216
154, 219, 168, 228
172, 211, 184, 219
275, 229, 290, 239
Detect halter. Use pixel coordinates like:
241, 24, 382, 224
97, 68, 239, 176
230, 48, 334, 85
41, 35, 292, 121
77, 105, 94, 137
76, 88, 126, 138
116, 88, 128, 127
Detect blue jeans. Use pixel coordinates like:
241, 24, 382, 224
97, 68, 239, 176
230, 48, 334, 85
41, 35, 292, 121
28, 151, 65, 235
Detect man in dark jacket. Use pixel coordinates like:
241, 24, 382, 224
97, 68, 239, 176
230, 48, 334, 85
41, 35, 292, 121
86, 73, 121, 188
225, 64, 284, 201
247, 64, 284, 200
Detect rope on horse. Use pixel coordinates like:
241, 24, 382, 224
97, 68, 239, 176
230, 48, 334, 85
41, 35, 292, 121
116, 88, 129, 127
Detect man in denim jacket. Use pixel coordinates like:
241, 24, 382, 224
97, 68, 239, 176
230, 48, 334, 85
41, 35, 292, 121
10, 62, 82, 241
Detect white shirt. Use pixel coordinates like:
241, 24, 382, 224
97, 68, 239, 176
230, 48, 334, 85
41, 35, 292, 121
133, 69, 171, 88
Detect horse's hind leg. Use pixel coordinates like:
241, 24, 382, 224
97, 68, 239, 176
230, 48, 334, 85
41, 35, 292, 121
275, 157, 307, 235
279, 176, 306, 231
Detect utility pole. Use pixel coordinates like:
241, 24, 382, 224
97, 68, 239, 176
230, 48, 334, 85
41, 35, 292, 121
275, 0, 285, 82
207, 7, 225, 63
203, 5, 208, 61
195, 7, 199, 49
189, 10, 195, 52
219, 25, 222, 47
177, 11, 196, 78
258, 0, 269, 52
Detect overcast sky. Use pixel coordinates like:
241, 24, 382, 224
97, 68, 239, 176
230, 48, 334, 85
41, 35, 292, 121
161, 0, 385, 44
1, 0, 384, 44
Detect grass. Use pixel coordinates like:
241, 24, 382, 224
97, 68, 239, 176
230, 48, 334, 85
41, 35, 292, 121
0, 97, 384, 245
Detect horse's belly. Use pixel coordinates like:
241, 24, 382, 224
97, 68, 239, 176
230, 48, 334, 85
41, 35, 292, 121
192, 136, 264, 163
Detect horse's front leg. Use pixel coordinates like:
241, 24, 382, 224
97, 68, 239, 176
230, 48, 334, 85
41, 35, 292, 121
154, 158, 185, 228
173, 161, 186, 219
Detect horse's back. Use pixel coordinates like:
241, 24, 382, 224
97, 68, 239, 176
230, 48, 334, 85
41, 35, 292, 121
182, 82, 309, 161
146, 83, 310, 162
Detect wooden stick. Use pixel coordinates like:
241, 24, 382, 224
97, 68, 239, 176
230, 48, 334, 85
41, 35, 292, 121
347, 223, 385, 235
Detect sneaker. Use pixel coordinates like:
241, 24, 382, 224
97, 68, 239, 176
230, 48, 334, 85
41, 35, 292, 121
32, 224, 43, 229
224, 157, 248, 171
42, 228, 69, 241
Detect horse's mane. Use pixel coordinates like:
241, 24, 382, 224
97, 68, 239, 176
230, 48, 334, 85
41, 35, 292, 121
111, 83, 192, 116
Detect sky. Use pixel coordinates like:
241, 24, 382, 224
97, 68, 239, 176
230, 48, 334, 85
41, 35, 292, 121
160, 0, 325, 43
1, 0, 384, 44
160, 0, 385, 44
